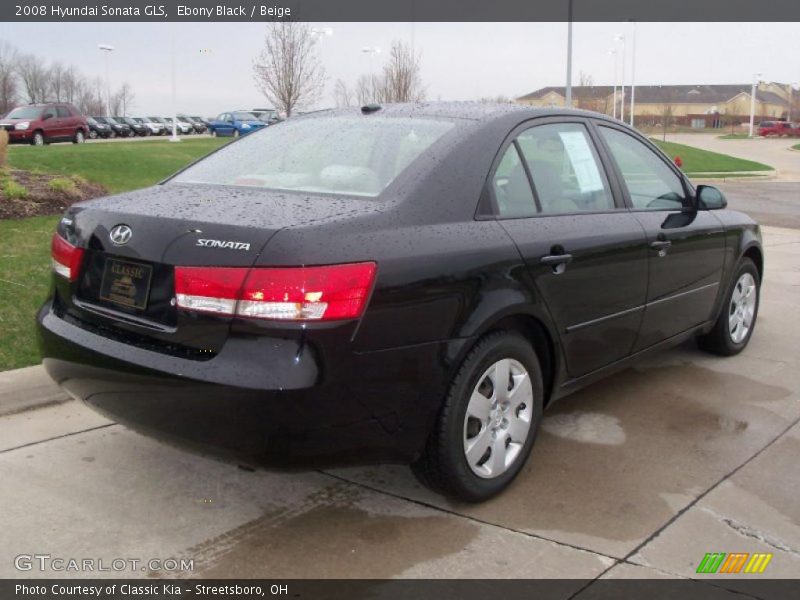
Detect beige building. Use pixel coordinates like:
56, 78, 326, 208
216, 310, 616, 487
516, 83, 793, 126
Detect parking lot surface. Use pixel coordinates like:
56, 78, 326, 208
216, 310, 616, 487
1, 226, 799, 591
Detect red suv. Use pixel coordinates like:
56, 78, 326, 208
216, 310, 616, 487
0, 103, 88, 145
757, 121, 799, 137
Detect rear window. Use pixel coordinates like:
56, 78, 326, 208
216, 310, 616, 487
172, 116, 455, 197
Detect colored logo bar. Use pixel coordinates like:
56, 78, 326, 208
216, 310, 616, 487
696, 552, 773, 574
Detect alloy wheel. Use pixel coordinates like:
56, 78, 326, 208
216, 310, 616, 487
729, 272, 757, 344
463, 358, 533, 479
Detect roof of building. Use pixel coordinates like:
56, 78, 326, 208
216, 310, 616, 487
517, 84, 789, 106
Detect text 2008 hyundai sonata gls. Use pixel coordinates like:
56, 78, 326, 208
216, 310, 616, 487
38, 103, 763, 501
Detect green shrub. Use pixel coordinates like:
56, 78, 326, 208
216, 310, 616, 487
48, 177, 79, 196
2, 179, 29, 199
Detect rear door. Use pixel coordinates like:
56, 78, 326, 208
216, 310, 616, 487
594, 122, 725, 350
56, 105, 73, 139
494, 118, 649, 378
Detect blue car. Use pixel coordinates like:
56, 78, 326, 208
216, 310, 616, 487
207, 111, 267, 138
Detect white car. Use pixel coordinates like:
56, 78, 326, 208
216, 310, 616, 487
136, 117, 165, 136
163, 117, 193, 135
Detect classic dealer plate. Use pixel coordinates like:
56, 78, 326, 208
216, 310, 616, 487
99, 258, 153, 310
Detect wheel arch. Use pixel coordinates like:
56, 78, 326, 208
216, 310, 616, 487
742, 244, 763, 282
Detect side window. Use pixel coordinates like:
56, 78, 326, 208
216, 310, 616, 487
56, 106, 70, 118
43, 107, 57, 120
516, 123, 615, 214
598, 126, 687, 210
491, 143, 537, 218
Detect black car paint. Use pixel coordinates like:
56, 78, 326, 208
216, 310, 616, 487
37, 104, 763, 468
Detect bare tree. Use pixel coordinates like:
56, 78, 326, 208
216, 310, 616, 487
76, 77, 105, 115
380, 40, 425, 103
61, 66, 80, 104
49, 62, 66, 101
333, 78, 353, 107
661, 91, 676, 141
0, 41, 18, 114
115, 82, 135, 115
355, 73, 387, 105
17, 53, 51, 103
252, 22, 326, 117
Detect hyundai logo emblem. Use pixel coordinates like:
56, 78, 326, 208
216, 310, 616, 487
109, 224, 133, 246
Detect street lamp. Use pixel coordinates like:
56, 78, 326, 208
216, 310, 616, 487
565, 0, 573, 108
749, 73, 762, 137
629, 22, 637, 127
608, 48, 618, 119
98, 44, 114, 115
614, 34, 626, 122
361, 46, 381, 103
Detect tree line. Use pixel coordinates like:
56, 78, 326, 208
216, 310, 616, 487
252, 23, 426, 116
0, 40, 135, 116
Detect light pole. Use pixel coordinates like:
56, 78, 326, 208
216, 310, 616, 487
361, 46, 381, 103
98, 44, 114, 115
169, 30, 180, 142
629, 22, 637, 127
565, 0, 573, 108
614, 34, 626, 123
749, 73, 762, 137
789, 82, 798, 122
608, 48, 618, 119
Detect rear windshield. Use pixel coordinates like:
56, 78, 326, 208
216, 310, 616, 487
172, 116, 455, 197
5, 106, 43, 119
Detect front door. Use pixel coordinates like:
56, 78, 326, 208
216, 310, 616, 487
492, 120, 649, 378
595, 123, 726, 350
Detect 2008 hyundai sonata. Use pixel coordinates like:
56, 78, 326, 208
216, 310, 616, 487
38, 103, 763, 501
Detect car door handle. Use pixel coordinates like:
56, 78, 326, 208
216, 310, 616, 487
650, 240, 672, 250
540, 254, 573, 266
541, 253, 573, 274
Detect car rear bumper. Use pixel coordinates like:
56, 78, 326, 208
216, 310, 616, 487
37, 300, 450, 468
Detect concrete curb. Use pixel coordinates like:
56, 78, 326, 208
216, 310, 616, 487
0, 365, 69, 417
688, 170, 777, 184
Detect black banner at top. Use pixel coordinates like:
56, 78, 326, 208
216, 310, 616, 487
4, 0, 800, 22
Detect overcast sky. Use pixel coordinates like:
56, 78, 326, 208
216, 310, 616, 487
1, 22, 798, 116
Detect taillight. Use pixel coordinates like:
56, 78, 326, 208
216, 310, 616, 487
174, 262, 377, 322
51, 233, 85, 281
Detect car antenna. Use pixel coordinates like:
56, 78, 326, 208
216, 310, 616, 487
361, 104, 382, 114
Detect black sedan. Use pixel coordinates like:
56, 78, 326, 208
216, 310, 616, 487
86, 116, 112, 139
92, 116, 132, 138
115, 116, 149, 136
38, 104, 763, 501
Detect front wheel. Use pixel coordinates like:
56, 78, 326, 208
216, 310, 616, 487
31, 131, 45, 146
89, 129, 98, 139
697, 258, 760, 356
232, 129, 240, 138
412, 331, 544, 502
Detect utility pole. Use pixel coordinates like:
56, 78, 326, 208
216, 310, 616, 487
749, 73, 762, 137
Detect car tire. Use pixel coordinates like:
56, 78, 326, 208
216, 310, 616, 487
31, 131, 45, 146
73, 130, 85, 144
109, 131, 116, 139
211, 129, 218, 137
411, 331, 544, 502
89, 130, 98, 139
233, 129, 240, 139
697, 257, 760, 356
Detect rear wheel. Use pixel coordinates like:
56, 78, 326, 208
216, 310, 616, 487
697, 258, 760, 356
73, 129, 85, 144
412, 331, 544, 502
211, 129, 218, 137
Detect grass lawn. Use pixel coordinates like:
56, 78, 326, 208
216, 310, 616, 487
0, 215, 59, 370
7, 138, 228, 193
793, 143, 800, 151
0, 138, 227, 371
651, 140, 773, 173
717, 133, 752, 140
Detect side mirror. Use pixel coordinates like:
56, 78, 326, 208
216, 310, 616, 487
696, 185, 727, 210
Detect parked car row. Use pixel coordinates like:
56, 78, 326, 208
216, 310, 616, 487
87, 115, 209, 139
757, 120, 800, 137
1, 102, 283, 145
